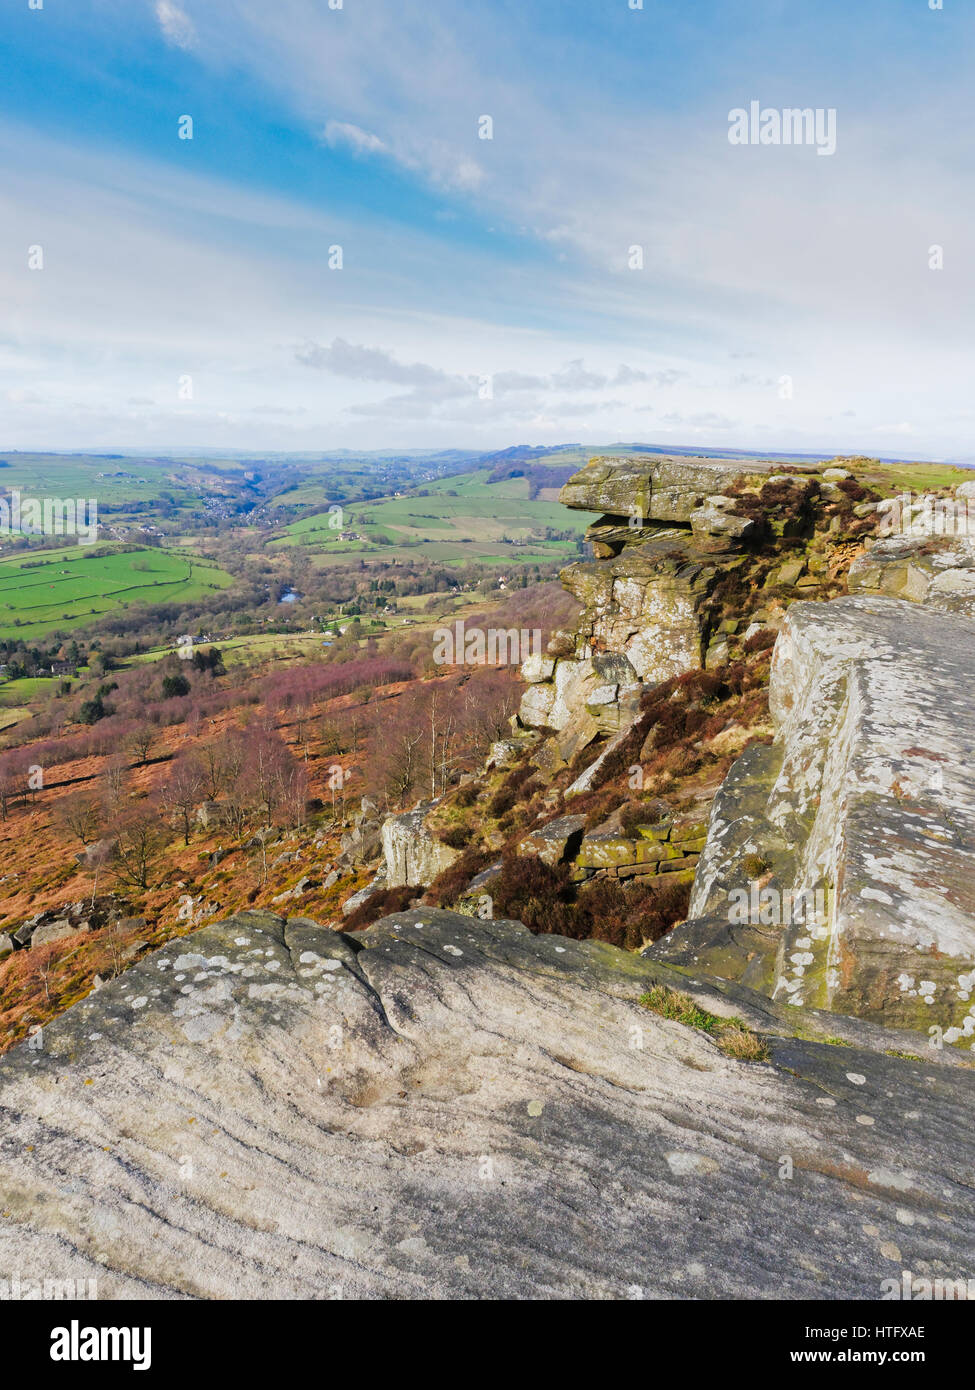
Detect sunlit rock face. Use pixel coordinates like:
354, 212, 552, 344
381, 803, 460, 887
559, 537, 720, 683
656, 595, 975, 1038
559, 453, 777, 523
849, 533, 975, 615
517, 455, 770, 739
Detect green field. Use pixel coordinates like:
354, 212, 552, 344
852, 461, 975, 494
123, 630, 327, 670
0, 454, 188, 506
0, 544, 233, 640
269, 470, 594, 565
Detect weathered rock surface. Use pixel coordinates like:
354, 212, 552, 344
517, 813, 586, 866
515, 454, 793, 775
559, 536, 725, 683
560, 454, 776, 523
849, 534, 975, 614
518, 538, 733, 754
31, 919, 82, 951
381, 803, 461, 888
656, 596, 975, 1037
2, 907, 973, 1299
6, 899, 101, 951
690, 500, 759, 543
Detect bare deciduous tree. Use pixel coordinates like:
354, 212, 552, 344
112, 804, 170, 890
55, 790, 103, 847
159, 753, 205, 846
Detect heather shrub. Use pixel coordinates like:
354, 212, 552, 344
491, 853, 576, 935
345, 884, 418, 931
437, 823, 472, 850
618, 801, 657, 838
576, 875, 691, 950
743, 627, 777, 654
425, 847, 497, 908
489, 786, 518, 818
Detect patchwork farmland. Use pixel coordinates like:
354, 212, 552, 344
0, 544, 232, 641
269, 469, 592, 566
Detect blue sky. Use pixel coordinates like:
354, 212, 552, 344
2, 0, 974, 456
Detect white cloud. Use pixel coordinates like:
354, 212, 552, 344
321, 121, 387, 157
294, 339, 671, 424
6, 0, 975, 458
154, 1, 196, 51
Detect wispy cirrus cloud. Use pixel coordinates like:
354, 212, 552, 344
319, 120, 482, 192
320, 121, 387, 157
6, 0, 975, 456
154, 1, 196, 51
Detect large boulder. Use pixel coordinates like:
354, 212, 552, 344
518, 653, 641, 734
517, 813, 586, 866
1, 908, 973, 1298
656, 596, 975, 1036
31, 919, 81, 951
381, 804, 461, 888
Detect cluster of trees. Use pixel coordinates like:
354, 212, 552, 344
54, 722, 308, 889
360, 667, 520, 809
72, 649, 224, 726
0, 637, 85, 680
0, 751, 40, 821
262, 655, 413, 717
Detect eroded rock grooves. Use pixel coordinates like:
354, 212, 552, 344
3, 909, 974, 1299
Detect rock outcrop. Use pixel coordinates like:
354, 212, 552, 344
655, 595, 975, 1037
517, 456, 786, 762
516, 454, 833, 756
559, 453, 778, 523
849, 533, 975, 614
4, 898, 110, 953
3, 907, 974, 1299
381, 803, 461, 888
558, 538, 729, 683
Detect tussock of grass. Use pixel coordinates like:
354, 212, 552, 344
639, 984, 720, 1032
638, 984, 771, 1062
717, 1024, 771, 1062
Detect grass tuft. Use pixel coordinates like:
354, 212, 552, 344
638, 984, 771, 1062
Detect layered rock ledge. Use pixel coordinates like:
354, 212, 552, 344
559, 454, 779, 523
2, 908, 973, 1299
